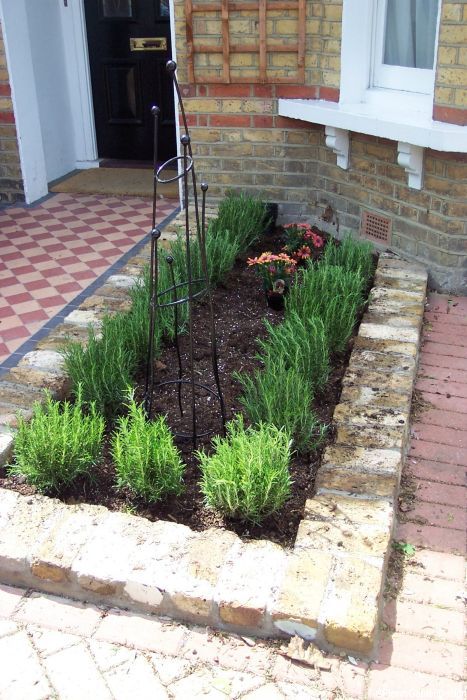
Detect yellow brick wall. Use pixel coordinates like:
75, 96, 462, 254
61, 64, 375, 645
433, 0, 467, 124
176, 0, 342, 89
0, 20, 24, 204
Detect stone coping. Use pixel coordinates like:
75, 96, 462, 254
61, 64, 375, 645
0, 214, 428, 658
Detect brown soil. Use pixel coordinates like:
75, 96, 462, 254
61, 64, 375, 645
1, 231, 369, 548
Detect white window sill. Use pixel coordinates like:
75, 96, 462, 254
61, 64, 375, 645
278, 97, 467, 153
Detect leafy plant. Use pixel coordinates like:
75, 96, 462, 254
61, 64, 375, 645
235, 357, 326, 453
257, 312, 330, 393
217, 191, 268, 251
198, 415, 292, 523
63, 316, 136, 417
112, 397, 184, 502
9, 388, 104, 494
286, 263, 365, 353
322, 233, 374, 283
392, 541, 416, 557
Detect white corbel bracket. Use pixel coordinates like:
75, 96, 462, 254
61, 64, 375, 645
325, 126, 349, 170
397, 142, 424, 190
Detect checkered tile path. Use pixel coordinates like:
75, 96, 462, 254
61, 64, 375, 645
0, 192, 177, 365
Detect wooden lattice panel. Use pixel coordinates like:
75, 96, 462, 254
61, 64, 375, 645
185, 0, 306, 84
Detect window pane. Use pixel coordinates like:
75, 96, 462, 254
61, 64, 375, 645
102, 0, 133, 19
384, 0, 438, 69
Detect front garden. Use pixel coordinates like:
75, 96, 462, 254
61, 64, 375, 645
1, 192, 376, 546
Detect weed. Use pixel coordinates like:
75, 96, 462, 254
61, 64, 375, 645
198, 415, 291, 523
112, 397, 184, 502
392, 541, 416, 557
235, 357, 326, 453
10, 387, 104, 494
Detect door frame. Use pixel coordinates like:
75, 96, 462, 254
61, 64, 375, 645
1, 0, 179, 205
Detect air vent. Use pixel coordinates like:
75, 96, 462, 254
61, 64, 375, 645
361, 211, 392, 244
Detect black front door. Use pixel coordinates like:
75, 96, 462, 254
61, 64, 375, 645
84, 0, 176, 161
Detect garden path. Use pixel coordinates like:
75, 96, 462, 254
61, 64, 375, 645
0, 193, 177, 368
0, 291, 465, 699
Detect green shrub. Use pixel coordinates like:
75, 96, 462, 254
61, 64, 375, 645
10, 388, 104, 494
286, 264, 365, 353
63, 316, 136, 417
235, 358, 326, 453
198, 415, 291, 523
216, 192, 268, 250
322, 233, 374, 283
112, 398, 184, 502
257, 312, 330, 393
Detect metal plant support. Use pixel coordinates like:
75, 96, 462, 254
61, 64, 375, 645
143, 60, 226, 447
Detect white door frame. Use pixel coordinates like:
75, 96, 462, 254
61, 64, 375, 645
0, 0, 98, 205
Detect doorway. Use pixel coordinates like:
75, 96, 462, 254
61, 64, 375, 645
84, 0, 176, 163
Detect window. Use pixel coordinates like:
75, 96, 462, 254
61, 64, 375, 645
372, 0, 440, 95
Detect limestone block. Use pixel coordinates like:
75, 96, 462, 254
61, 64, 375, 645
79, 295, 131, 314
372, 274, 427, 295
0, 430, 15, 467
271, 550, 332, 639
378, 256, 427, 281
321, 445, 402, 475
18, 351, 65, 373
72, 511, 194, 612
105, 274, 139, 289
342, 369, 414, 395
0, 382, 45, 410
338, 385, 411, 411
35, 324, 91, 351
348, 348, 416, 374
215, 539, 287, 632
294, 517, 392, 559
353, 335, 418, 358
315, 467, 397, 501
168, 528, 240, 624
4, 368, 70, 400
362, 311, 422, 329
358, 323, 419, 345
63, 310, 103, 327
333, 404, 409, 429
366, 297, 423, 318
336, 423, 408, 451
0, 492, 69, 587
320, 555, 385, 655
303, 494, 392, 526
30, 505, 109, 590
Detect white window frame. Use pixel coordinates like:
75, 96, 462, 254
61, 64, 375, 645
277, 0, 467, 189
371, 0, 440, 96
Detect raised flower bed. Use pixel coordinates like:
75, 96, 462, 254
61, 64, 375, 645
0, 200, 427, 657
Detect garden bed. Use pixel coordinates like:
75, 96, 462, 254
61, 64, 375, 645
0, 204, 428, 657
0, 231, 355, 547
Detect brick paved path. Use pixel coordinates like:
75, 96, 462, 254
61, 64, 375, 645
0, 292, 465, 700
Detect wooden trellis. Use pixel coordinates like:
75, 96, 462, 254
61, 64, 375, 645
185, 0, 306, 84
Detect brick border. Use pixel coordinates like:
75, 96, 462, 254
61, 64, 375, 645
0, 213, 427, 658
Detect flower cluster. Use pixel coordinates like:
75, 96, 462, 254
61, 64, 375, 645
247, 252, 297, 293
282, 223, 324, 263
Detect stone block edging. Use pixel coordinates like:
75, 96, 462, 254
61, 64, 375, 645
0, 220, 428, 658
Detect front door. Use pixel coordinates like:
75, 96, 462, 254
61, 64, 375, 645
84, 0, 176, 162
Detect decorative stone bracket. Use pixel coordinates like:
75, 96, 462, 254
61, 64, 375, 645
325, 126, 349, 170
397, 142, 424, 190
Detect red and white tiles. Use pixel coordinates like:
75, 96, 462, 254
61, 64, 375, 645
0, 193, 176, 365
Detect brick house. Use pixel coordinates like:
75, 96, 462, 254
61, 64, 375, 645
1, 1, 466, 291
